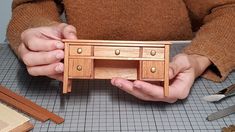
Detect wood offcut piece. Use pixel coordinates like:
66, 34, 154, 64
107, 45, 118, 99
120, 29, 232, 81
0, 85, 64, 124
222, 125, 235, 132
0, 92, 48, 122
11, 122, 34, 132
0, 103, 34, 132
63, 39, 171, 96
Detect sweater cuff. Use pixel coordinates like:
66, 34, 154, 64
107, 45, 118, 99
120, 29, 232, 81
183, 41, 232, 82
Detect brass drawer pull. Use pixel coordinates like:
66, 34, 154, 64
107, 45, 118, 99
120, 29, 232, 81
115, 49, 120, 55
77, 65, 82, 71
77, 48, 82, 54
150, 67, 156, 73
150, 50, 156, 56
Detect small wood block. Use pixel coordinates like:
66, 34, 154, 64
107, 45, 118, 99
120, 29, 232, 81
11, 122, 34, 132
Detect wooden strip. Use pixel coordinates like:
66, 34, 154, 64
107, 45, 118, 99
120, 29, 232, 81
66, 43, 72, 93
62, 39, 172, 45
63, 39, 191, 44
63, 42, 70, 93
0, 92, 48, 122
65, 42, 166, 47
67, 80, 72, 93
11, 122, 34, 132
63, 39, 192, 45
0, 85, 64, 124
164, 45, 170, 96
69, 56, 165, 61
138, 47, 143, 80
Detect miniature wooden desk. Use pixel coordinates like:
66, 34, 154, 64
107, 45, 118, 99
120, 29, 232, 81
63, 40, 171, 96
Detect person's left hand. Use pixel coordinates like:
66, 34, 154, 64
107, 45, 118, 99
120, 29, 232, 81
111, 53, 211, 103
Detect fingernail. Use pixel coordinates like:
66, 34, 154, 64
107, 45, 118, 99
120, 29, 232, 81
115, 83, 122, 88
111, 79, 115, 85
56, 52, 64, 59
68, 32, 77, 39
69, 31, 76, 35
55, 64, 63, 73
56, 42, 64, 49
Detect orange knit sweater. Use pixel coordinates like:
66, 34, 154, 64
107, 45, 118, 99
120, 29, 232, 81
7, 0, 235, 82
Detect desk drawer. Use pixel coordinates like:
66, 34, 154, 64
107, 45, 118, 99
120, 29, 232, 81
141, 61, 164, 80
69, 45, 92, 56
68, 59, 93, 78
94, 46, 140, 58
142, 48, 164, 59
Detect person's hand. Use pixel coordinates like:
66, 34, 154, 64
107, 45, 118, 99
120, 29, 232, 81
19, 23, 77, 81
111, 53, 211, 103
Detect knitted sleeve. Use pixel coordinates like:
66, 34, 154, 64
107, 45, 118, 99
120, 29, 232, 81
7, 0, 63, 57
183, 0, 235, 82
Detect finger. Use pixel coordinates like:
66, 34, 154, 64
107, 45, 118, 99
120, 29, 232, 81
62, 25, 77, 39
133, 80, 177, 103
34, 23, 68, 40
21, 24, 68, 52
22, 49, 64, 66
45, 23, 68, 39
111, 77, 154, 101
18, 43, 30, 60
48, 74, 63, 81
133, 80, 164, 98
27, 62, 64, 76
25, 37, 64, 52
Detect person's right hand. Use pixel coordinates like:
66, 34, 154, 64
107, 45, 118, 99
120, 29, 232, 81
19, 23, 77, 81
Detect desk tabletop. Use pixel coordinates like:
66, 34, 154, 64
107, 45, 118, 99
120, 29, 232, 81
0, 43, 234, 132
63, 39, 172, 45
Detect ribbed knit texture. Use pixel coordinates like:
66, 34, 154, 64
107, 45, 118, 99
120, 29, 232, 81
7, 0, 61, 56
183, 1, 235, 82
7, 0, 235, 82
63, 0, 193, 40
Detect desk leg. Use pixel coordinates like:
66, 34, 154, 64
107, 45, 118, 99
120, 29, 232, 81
63, 78, 72, 93
63, 43, 69, 94
63, 80, 67, 94
164, 45, 170, 96
67, 80, 72, 93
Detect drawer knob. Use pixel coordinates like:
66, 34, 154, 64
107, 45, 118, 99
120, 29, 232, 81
150, 50, 156, 56
77, 65, 82, 71
150, 67, 156, 73
77, 48, 82, 54
115, 49, 120, 55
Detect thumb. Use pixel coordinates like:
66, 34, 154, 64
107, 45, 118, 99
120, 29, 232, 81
169, 54, 191, 79
62, 25, 77, 39
169, 62, 181, 79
